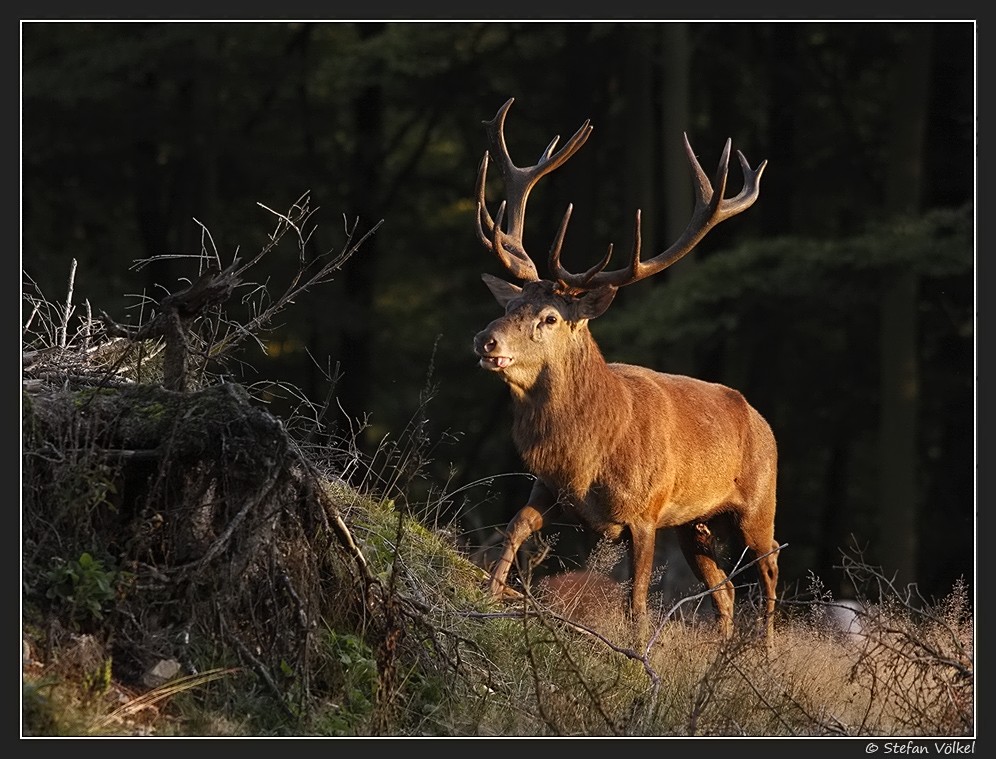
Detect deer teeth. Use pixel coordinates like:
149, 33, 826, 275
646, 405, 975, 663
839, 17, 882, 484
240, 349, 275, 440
481, 355, 512, 370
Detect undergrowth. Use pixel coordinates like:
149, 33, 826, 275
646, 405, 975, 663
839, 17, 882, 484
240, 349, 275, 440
21, 197, 974, 737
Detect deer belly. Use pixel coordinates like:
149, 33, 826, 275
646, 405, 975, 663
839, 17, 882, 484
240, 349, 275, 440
567, 495, 627, 540
654, 495, 730, 529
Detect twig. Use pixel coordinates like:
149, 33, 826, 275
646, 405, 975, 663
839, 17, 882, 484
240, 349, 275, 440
59, 258, 77, 349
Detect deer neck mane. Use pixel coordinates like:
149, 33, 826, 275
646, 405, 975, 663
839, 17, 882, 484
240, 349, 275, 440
509, 330, 626, 493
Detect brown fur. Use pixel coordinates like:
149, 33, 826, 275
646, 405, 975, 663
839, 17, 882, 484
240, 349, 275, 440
474, 278, 780, 644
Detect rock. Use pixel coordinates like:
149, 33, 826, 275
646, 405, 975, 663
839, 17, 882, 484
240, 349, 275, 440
143, 659, 182, 688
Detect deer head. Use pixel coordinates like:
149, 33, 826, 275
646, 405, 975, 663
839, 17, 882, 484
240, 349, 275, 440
473, 97, 767, 391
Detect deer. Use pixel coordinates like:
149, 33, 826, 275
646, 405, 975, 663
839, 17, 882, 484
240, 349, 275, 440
471, 97, 781, 646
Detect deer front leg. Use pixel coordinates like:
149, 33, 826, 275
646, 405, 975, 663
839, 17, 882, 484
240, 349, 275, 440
629, 522, 657, 644
489, 481, 554, 598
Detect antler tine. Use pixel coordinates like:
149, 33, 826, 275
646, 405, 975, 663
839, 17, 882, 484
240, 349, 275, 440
556, 133, 765, 290
547, 203, 573, 278
549, 203, 616, 287
539, 135, 561, 163
475, 152, 495, 237
476, 97, 593, 283
485, 99, 593, 183
708, 138, 732, 213
691, 137, 768, 225
725, 150, 768, 216
534, 121, 594, 175
476, 152, 541, 281
625, 209, 642, 277
491, 201, 542, 282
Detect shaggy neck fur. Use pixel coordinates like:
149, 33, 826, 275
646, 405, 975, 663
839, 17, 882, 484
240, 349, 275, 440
510, 328, 629, 498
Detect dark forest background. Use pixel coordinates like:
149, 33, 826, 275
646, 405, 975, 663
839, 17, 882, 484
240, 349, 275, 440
21, 21, 976, 607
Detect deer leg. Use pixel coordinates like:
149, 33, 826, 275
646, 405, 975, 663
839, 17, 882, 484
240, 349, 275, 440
676, 522, 735, 639
740, 512, 780, 647
488, 482, 555, 598
628, 522, 657, 643
629, 523, 656, 618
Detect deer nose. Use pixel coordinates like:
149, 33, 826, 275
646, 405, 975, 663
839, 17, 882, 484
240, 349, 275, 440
474, 332, 497, 355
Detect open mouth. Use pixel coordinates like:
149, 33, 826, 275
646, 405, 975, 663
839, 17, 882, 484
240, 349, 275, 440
479, 355, 513, 370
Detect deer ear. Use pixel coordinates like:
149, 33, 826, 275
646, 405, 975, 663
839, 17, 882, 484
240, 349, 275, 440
482, 273, 522, 307
577, 285, 617, 320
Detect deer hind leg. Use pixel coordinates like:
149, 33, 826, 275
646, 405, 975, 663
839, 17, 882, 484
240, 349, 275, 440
489, 504, 546, 598
676, 522, 735, 639
740, 511, 780, 647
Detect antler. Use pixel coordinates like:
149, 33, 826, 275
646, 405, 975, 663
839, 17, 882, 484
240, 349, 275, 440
549, 133, 767, 290
475, 97, 593, 282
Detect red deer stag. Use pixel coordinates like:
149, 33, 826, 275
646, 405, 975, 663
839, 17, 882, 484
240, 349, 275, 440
472, 98, 780, 645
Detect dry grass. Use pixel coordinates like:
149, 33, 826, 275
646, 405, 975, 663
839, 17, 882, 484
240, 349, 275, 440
497, 542, 974, 737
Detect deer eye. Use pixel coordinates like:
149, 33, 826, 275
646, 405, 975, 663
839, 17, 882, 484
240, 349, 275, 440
543, 314, 558, 325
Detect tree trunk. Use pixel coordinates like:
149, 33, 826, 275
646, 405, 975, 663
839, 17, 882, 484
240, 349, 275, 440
622, 26, 657, 259
659, 23, 692, 254
657, 23, 697, 378
876, 25, 933, 591
337, 23, 386, 429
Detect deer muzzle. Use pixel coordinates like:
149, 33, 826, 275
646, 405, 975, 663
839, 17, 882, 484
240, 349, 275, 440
474, 331, 513, 371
